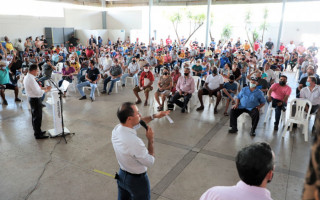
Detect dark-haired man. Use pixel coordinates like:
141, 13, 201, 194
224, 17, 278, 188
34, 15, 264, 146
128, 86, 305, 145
112, 102, 169, 200
24, 64, 52, 139
267, 75, 291, 130
196, 66, 223, 113
77, 60, 101, 101
200, 142, 274, 200
133, 64, 154, 106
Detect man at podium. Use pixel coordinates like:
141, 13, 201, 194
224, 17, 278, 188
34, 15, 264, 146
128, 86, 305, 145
24, 64, 52, 139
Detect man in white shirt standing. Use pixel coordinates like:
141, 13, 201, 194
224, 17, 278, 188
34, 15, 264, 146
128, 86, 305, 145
196, 67, 224, 114
112, 102, 169, 200
23, 64, 51, 139
121, 57, 139, 87
200, 142, 275, 200
286, 40, 296, 54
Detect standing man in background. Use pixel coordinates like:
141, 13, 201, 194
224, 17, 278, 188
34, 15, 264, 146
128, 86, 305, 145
112, 102, 169, 200
24, 64, 51, 139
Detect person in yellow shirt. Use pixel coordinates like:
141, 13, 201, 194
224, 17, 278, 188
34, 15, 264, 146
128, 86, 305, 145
4, 36, 14, 53
205, 47, 212, 57
155, 52, 164, 75
243, 40, 251, 51
69, 54, 80, 73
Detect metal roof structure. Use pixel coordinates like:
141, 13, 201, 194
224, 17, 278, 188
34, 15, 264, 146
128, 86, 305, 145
36, 0, 320, 7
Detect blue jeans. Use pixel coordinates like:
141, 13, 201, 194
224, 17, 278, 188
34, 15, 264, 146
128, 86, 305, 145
38, 76, 50, 87
77, 68, 88, 83
239, 72, 247, 87
117, 169, 150, 200
77, 81, 97, 98
270, 97, 287, 126
103, 77, 120, 93
121, 73, 138, 86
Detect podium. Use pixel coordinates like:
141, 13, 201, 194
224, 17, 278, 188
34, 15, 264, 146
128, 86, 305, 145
48, 89, 70, 137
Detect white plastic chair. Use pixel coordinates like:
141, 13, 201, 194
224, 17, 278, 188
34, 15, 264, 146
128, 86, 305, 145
83, 85, 100, 96
281, 98, 312, 142
264, 102, 286, 126
126, 76, 136, 87
192, 76, 200, 92
114, 80, 122, 93
274, 71, 281, 83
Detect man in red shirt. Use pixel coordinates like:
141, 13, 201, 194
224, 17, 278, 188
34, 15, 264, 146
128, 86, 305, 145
254, 40, 260, 52
86, 46, 94, 58
133, 64, 154, 106
163, 51, 172, 69
166, 35, 172, 46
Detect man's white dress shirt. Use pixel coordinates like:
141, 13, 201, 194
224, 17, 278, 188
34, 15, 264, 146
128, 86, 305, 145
112, 124, 155, 174
23, 73, 44, 98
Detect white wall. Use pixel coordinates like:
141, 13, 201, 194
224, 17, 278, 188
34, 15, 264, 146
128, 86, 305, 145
0, 15, 64, 43
106, 10, 142, 38
64, 8, 103, 30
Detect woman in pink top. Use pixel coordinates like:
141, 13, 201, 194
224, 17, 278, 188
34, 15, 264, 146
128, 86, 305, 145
58, 61, 76, 97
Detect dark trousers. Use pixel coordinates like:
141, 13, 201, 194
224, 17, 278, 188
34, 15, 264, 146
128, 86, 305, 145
117, 169, 150, 200
170, 92, 192, 109
29, 97, 43, 136
271, 98, 287, 126
155, 65, 163, 74
230, 108, 260, 131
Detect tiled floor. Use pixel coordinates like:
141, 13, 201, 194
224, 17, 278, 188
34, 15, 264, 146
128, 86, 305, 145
0, 71, 313, 200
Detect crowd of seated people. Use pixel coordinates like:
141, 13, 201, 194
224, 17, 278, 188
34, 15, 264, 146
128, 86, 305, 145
0, 34, 319, 135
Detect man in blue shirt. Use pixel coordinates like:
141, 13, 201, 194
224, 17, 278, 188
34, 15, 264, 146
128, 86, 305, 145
229, 77, 266, 136
219, 52, 230, 69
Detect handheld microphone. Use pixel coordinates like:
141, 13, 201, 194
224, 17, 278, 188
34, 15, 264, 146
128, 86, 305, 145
139, 120, 148, 131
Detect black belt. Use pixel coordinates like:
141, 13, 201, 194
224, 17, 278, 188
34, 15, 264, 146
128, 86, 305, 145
120, 169, 146, 177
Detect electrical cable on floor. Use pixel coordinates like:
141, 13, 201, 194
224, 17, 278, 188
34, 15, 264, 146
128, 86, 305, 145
24, 136, 71, 200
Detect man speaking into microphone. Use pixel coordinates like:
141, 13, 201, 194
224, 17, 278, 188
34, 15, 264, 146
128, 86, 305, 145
24, 64, 52, 139
112, 102, 169, 200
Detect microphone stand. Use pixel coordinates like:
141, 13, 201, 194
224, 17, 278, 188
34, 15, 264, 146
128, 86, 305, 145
48, 78, 73, 143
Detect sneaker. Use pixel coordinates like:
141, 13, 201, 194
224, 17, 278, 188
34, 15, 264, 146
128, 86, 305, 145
101, 91, 107, 94
79, 96, 87, 100
107, 91, 111, 95
15, 98, 21, 102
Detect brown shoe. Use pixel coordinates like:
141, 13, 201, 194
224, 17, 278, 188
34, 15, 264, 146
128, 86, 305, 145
135, 100, 142, 104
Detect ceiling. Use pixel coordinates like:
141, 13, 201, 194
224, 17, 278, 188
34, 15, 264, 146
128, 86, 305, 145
36, 0, 320, 7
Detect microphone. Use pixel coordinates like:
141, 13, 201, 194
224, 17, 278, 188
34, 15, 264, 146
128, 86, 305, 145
139, 120, 148, 131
